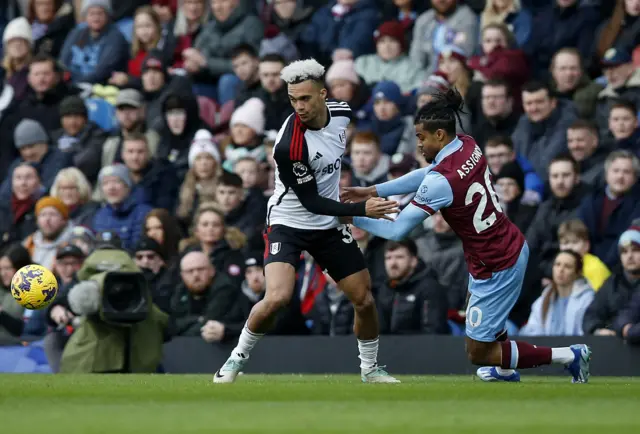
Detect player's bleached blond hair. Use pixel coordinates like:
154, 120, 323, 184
280, 58, 325, 85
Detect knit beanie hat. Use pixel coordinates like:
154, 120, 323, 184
141, 49, 168, 78
35, 196, 69, 220
495, 161, 525, 193
619, 226, 640, 248
230, 98, 266, 135
3, 17, 32, 46
418, 71, 451, 97
14, 119, 49, 149
98, 164, 132, 188
372, 80, 404, 107
374, 20, 406, 52
188, 129, 221, 168
59, 95, 88, 118
82, 0, 113, 17
325, 60, 359, 85
134, 236, 165, 260
438, 45, 468, 65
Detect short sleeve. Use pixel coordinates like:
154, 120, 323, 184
410, 171, 454, 215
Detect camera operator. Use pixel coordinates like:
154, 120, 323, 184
133, 236, 172, 313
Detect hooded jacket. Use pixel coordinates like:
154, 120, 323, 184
583, 271, 640, 334
92, 194, 153, 251
33, 2, 75, 58
23, 223, 76, 269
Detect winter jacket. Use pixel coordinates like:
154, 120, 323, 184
300, 0, 380, 65
595, 68, 640, 139
59, 23, 129, 84
354, 54, 424, 93
69, 201, 100, 228
613, 290, 640, 345
504, 198, 538, 235
552, 74, 603, 121
515, 155, 545, 201
520, 278, 594, 336
194, 6, 263, 79
0, 285, 24, 344
410, 4, 478, 75
33, 2, 75, 58
578, 184, 640, 268
0, 197, 38, 252
92, 195, 153, 250
52, 122, 108, 183
267, 1, 314, 44
511, 99, 578, 179
7, 67, 29, 102
0, 148, 73, 202
358, 114, 416, 156
0, 84, 20, 182
485, 9, 532, 49
467, 48, 530, 103
376, 262, 450, 335
18, 81, 81, 132
309, 285, 354, 336
225, 189, 267, 253
351, 154, 389, 188
112, 0, 150, 21
132, 158, 179, 211
181, 240, 246, 289
259, 86, 293, 132
144, 75, 193, 129
583, 271, 640, 334
577, 146, 608, 188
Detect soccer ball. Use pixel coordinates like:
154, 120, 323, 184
11, 264, 59, 310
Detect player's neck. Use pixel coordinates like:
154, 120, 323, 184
303, 107, 329, 130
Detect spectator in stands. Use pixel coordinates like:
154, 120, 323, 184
232, 44, 261, 106
0, 244, 32, 344
583, 225, 640, 336
188, 0, 263, 103
28, 0, 75, 58
471, 80, 520, 148
67, 226, 97, 256
50, 168, 98, 228
151, 0, 178, 24
92, 164, 153, 250
595, 48, 640, 137
234, 156, 260, 189
380, 0, 425, 44
23, 196, 75, 269
0, 82, 21, 182
300, 0, 379, 66
265, 0, 313, 48
350, 225, 386, 286
579, 150, 640, 268
0, 118, 72, 202
215, 171, 266, 253
415, 71, 469, 133
222, 98, 268, 172
360, 80, 415, 155
512, 81, 577, 179
59, 0, 129, 84
595, 0, 640, 61
410, 0, 478, 75
526, 155, 589, 281
256, 54, 291, 131
110, 0, 151, 22
484, 136, 543, 205
614, 288, 640, 345
169, 250, 242, 339
566, 120, 607, 187
3, 17, 33, 102
179, 202, 246, 287
19, 54, 79, 132
134, 236, 171, 313
350, 131, 389, 187
520, 250, 594, 336
325, 59, 371, 122
479, 0, 532, 48
143, 208, 182, 262
376, 239, 449, 335
176, 129, 221, 230
52, 95, 107, 183
310, 273, 354, 336
414, 211, 467, 329
109, 6, 169, 88
437, 46, 472, 101
495, 161, 538, 233
168, 0, 210, 70
0, 164, 41, 250
549, 48, 603, 120
354, 20, 423, 93
524, 0, 599, 78
101, 89, 161, 178
156, 92, 204, 182
558, 219, 611, 292
607, 99, 640, 153
52, 243, 84, 289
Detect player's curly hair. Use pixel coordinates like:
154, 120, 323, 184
414, 87, 466, 136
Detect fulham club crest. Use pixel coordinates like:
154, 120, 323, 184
270, 242, 281, 255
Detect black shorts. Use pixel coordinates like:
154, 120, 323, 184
263, 224, 367, 282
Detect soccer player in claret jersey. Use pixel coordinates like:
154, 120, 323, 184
342, 88, 592, 383
213, 59, 400, 384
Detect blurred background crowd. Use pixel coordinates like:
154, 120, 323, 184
1, 0, 640, 373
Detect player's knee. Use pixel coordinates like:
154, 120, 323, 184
351, 290, 375, 312
263, 290, 292, 312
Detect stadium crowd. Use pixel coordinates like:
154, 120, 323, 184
2, 0, 640, 371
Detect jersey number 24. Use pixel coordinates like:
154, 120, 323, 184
464, 166, 503, 234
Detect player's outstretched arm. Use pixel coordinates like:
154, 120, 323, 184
340, 167, 429, 203
353, 203, 427, 241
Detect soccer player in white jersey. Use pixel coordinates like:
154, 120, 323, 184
213, 59, 401, 384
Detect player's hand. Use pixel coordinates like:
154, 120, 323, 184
594, 328, 616, 336
341, 186, 378, 203
365, 197, 399, 221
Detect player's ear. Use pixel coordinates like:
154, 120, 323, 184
320, 86, 328, 100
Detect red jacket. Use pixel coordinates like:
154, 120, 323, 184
468, 48, 530, 100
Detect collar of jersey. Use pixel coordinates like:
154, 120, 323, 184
301, 107, 331, 131
434, 136, 463, 165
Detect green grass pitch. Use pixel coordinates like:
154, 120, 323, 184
1, 374, 639, 433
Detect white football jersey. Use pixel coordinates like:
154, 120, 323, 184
267, 100, 352, 230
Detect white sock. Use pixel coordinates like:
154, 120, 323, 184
495, 367, 515, 376
551, 347, 575, 365
358, 338, 379, 370
231, 324, 263, 359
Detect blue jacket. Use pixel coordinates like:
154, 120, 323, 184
92, 194, 153, 250
477, 10, 532, 51
519, 279, 594, 337
516, 154, 544, 200
133, 159, 179, 212
579, 184, 640, 268
300, 0, 379, 62
59, 23, 129, 84
0, 148, 73, 202
613, 290, 640, 345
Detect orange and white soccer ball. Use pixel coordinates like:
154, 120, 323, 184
11, 264, 59, 310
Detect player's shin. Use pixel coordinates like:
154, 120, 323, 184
352, 292, 380, 370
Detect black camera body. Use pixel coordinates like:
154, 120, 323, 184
101, 271, 150, 325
